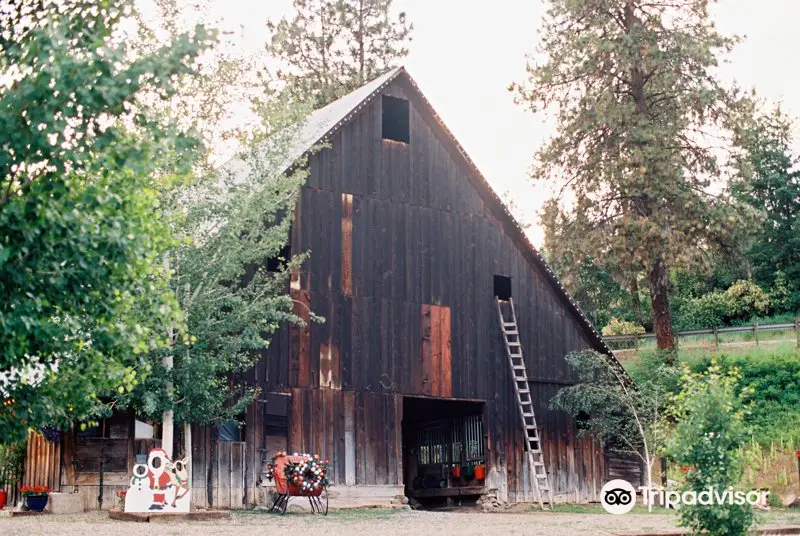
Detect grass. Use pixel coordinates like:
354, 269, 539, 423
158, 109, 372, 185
538, 504, 676, 515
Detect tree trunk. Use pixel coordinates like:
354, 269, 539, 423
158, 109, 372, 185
162, 254, 175, 458
647, 257, 675, 354
184, 421, 192, 488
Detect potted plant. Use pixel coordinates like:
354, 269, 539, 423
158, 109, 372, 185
21, 485, 51, 512
0, 442, 25, 510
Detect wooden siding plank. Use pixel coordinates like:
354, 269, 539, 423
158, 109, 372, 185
441, 305, 452, 397
341, 193, 353, 297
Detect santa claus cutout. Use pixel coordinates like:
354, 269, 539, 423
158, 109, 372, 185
147, 449, 173, 510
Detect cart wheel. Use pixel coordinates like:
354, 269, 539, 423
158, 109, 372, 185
279, 494, 289, 515
319, 487, 328, 516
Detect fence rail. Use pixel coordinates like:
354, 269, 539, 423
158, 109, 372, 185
604, 320, 800, 352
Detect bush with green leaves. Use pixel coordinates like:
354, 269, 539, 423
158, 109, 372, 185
668, 364, 753, 536
601, 317, 646, 337
0, 442, 25, 489
675, 292, 731, 330
724, 280, 770, 322
692, 351, 800, 445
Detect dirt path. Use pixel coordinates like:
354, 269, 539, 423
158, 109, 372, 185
0, 509, 676, 536
2, 508, 799, 535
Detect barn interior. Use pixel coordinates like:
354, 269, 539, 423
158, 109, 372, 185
402, 397, 486, 506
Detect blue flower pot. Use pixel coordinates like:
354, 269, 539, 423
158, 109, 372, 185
25, 494, 48, 512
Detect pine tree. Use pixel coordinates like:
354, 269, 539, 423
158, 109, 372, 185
512, 0, 753, 350
266, 0, 412, 108
732, 106, 800, 311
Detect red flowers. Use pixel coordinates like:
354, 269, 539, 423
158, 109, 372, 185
21, 485, 51, 496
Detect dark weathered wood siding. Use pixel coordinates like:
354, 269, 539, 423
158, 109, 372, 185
244, 75, 608, 502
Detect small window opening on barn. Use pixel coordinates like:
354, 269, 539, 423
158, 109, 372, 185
382, 95, 410, 143
494, 275, 512, 301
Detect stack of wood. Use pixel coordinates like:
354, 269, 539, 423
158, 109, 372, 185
477, 489, 505, 512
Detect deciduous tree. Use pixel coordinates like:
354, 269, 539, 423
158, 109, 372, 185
0, 0, 211, 442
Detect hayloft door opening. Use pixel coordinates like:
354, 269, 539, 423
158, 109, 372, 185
382, 95, 410, 143
494, 275, 512, 301
402, 397, 486, 506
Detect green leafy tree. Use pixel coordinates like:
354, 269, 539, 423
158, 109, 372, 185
0, 0, 211, 442
668, 364, 753, 536
116, 1, 318, 456
732, 107, 800, 312
266, 0, 412, 108
551, 350, 678, 502
513, 0, 755, 351
124, 97, 314, 428
541, 199, 640, 330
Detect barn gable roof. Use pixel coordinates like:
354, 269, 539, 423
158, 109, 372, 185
275, 66, 626, 374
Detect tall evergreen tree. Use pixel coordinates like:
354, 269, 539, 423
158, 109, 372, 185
266, 0, 412, 108
512, 0, 752, 350
732, 106, 800, 312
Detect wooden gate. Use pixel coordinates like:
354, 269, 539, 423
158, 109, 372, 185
212, 441, 246, 508
23, 430, 61, 491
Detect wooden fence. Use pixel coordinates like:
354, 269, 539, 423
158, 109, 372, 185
604, 320, 800, 353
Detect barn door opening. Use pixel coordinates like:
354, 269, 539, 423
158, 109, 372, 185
402, 397, 486, 507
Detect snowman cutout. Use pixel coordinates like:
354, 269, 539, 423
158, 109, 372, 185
124, 463, 152, 512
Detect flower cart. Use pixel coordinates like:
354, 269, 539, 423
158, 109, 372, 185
260, 452, 329, 515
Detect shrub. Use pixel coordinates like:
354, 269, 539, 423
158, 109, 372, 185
601, 317, 646, 337
668, 364, 753, 536
675, 291, 731, 330
724, 280, 770, 322
693, 351, 800, 445
0, 442, 25, 488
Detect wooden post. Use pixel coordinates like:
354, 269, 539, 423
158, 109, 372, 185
162, 254, 174, 459
754, 322, 759, 347
795, 317, 799, 349
633, 333, 639, 354
713, 326, 719, 351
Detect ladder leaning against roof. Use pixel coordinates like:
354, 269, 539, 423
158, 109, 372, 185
495, 297, 554, 510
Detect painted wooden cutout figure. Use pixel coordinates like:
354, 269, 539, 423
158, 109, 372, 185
168, 457, 190, 508
147, 449, 172, 510
123, 448, 191, 513
124, 463, 152, 512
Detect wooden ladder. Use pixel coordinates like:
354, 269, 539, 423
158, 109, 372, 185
496, 297, 553, 510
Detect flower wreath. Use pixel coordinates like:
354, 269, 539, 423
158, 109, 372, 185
284, 453, 330, 493
262, 451, 287, 481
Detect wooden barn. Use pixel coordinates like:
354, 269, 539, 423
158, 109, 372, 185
23, 67, 639, 510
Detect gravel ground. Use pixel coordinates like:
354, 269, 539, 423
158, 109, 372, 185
2, 507, 800, 536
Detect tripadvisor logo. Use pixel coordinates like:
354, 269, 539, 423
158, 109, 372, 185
600, 479, 770, 514
601, 479, 637, 514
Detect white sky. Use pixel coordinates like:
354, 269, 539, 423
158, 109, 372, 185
203, 0, 799, 246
